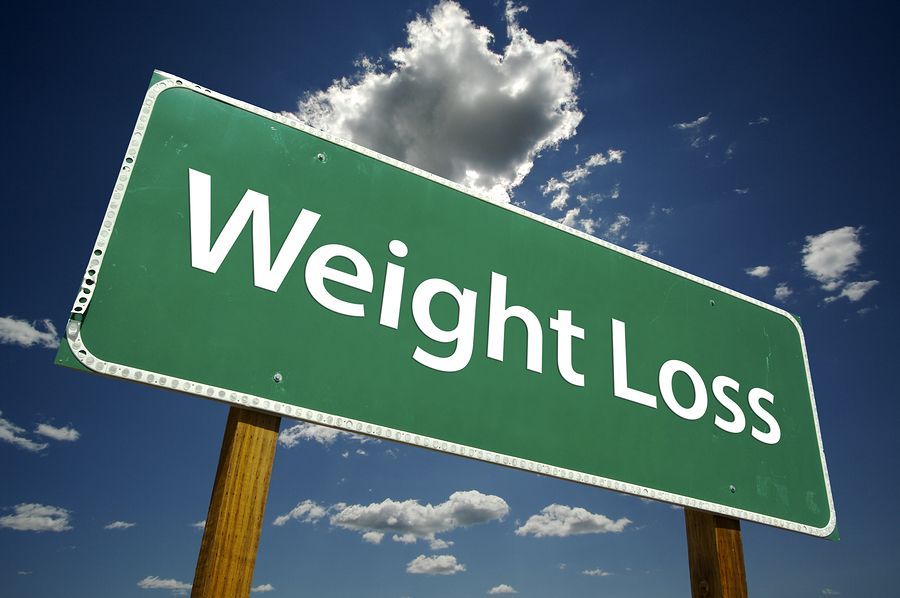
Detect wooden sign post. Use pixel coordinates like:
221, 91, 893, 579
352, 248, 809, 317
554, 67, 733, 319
192, 407, 281, 598
685, 508, 748, 598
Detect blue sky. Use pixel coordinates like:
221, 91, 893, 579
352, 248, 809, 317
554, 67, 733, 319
1, 1, 897, 596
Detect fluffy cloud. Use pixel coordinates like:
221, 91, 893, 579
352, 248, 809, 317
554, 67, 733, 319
278, 422, 373, 448
582, 568, 612, 577
0, 316, 59, 349
605, 214, 630, 241
291, 1, 582, 201
825, 280, 879, 303
0, 412, 48, 453
489, 583, 518, 594
406, 554, 466, 575
429, 537, 454, 550
774, 283, 793, 302
633, 241, 650, 255
329, 490, 508, 543
802, 226, 863, 290
35, 423, 80, 442
0, 503, 72, 532
272, 499, 327, 526
362, 531, 384, 544
137, 576, 192, 593
251, 584, 275, 593
745, 265, 770, 278
104, 520, 135, 530
514, 504, 631, 537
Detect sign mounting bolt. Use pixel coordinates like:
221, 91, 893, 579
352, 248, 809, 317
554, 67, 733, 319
273, 372, 283, 383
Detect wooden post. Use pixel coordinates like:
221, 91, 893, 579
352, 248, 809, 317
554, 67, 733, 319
684, 508, 748, 598
192, 407, 281, 598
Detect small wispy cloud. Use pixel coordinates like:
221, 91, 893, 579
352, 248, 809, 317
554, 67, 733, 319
104, 520, 135, 530
191, 520, 206, 531
137, 576, 192, 595
748, 116, 770, 126
0, 411, 48, 453
673, 113, 711, 130
605, 214, 631, 241
582, 568, 612, 577
733, 187, 750, 195
35, 424, 80, 442
0, 503, 72, 532
0, 316, 59, 349
278, 422, 374, 448
272, 500, 327, 527
824, 280, 879, 303
543, 149, 624, 211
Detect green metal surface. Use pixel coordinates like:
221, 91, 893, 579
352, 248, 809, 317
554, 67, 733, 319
58, 75, 833, 535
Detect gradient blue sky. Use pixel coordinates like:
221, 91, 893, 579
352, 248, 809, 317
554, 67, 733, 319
2, 1, 897, 596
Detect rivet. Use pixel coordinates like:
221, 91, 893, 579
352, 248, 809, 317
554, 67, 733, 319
273, 372, 283, 383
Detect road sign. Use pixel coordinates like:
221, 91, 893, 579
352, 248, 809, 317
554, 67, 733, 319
57, 71, 835, 537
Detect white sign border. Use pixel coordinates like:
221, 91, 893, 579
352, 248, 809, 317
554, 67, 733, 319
65, 71, 836, 538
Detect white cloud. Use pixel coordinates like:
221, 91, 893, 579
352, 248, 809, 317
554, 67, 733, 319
673, 113, 710, 130
406, 554, 466, 575
734, 187, 750, 195
543, 150, 623, 210
488, 583, 518, 594
191, 520, 206, 530
633, 241, 650, 255
291, 0, 582, 201
251, 583, 275, 593
17, 571, 33, 575
605, 214, 630, 240
774, 283, 793, 302
278, 422, 373, 448
330, 490, 508, 543
0, 503, 72, 532
514, 504, 631, 537
362, 531, 384, 544
582, 568, 612, 577
272, 499, 327, 526
104, 520, 135, 530
35, 423, 80, 442
672, 113, 716, 149
0, 316, 59, 349
542, 177, 570, 210
748, 116, 770, 126
429, 537, 454, 550
802, 226, 863, 289
393, 532, 418, 544
558, 206, 581, 228
562, 149, 624, 183
137, 576, 192, 592
825, 280, 879, 303
0, 411, 48, 453
821, 589, 840, 596
745, 265, 770, 278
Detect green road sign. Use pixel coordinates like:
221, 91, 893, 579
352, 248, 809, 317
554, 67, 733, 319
58, 71, 835, 537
